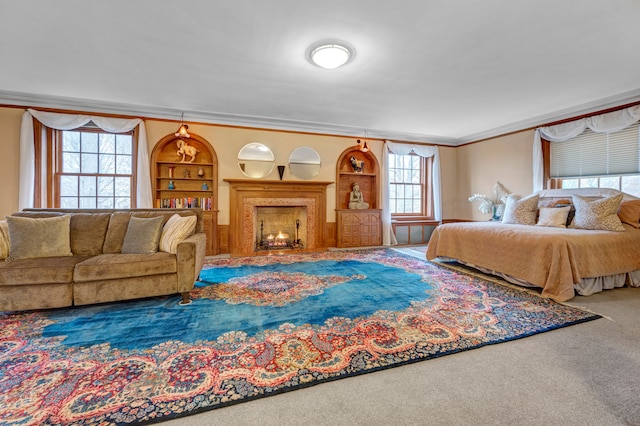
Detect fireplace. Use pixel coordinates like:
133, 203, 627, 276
255, 206, 307, 251
225, 179, 333, 256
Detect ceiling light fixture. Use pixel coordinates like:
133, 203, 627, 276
175, 113, 190, 139
307, 40, 354, 69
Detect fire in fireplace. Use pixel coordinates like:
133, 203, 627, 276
256, 219, 303, 251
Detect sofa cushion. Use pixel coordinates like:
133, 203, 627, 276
103, 211, 200, 253
73, 252, 177, 282
69, 213, 111, 255
12, 211, 111, 255
159, 214, 197, 254
0, 255, 90, 285
5, 215, 73, 261
121, 216, 164, 254
0, 220, 9, 260
103, 212, 133, 253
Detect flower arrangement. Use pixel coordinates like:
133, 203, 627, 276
468, 181, 511, 220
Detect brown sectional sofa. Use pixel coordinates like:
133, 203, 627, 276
0, 208, 206, 312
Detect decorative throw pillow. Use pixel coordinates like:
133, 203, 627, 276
571, 194, 625, 231
618, 199, 640, 228
121, 216, 164, 254
5, 215, 73, 261
159, 214, 197, 254
536, 206, 571, 228
0, 220, 9, 259
501, 194, 539, 225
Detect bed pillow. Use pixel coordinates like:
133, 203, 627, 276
5, 215, 73, 261
570, 194, 625, 231
501, 194, 539, 225
121, 216, 164, 254
536, 206, 571, 228
618, 200, 640, 228
159, 214, 197, 254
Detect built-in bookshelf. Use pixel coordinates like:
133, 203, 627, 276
335, 146, 381, 248
151, 133, 218, 255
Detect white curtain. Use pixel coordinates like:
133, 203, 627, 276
19, 108, 152, 209
533, 104, 640, 191
382, 140, 441, 246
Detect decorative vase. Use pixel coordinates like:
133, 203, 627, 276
168, 180, 175, 190
201, 182, 209, 190
197, 167, 205, 177
491, 205, 501, 221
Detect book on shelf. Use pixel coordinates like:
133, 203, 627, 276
156, 197, 212, 210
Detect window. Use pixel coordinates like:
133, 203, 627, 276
55, 127, 135, 208
548, 121, 640, 197
388, 153, 432, 217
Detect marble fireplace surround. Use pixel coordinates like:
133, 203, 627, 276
225, 179, 333, 256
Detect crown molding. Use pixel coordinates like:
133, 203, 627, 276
456, 88, 640, 144
0, 90, 458, 145
3, 88, 639, 147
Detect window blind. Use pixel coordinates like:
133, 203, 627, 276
550, 122, 640, 177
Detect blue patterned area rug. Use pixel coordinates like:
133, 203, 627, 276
0, 248, 599, 425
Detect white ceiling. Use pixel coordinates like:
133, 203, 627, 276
1, 0, 640, 145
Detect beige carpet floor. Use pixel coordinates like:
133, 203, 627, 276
166, 246, 640, 426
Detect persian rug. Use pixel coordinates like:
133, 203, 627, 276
0, 248, 600, 425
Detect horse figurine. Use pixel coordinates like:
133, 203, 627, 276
176, 139, 199, 163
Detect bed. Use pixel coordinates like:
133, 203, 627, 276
426, 188, 640, 301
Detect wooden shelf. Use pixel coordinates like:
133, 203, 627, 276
151, 133, 219, 255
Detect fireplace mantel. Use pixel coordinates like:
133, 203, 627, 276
225, 179, 333, 256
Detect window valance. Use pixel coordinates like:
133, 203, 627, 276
532, 105, 640, 191
19, 109, 152, 209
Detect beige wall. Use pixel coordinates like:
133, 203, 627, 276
438, 145, 458, 219
0, 107, 24, 218
456, 130, 535, 220
0, 105, 535, 225
144, 119, 384, 225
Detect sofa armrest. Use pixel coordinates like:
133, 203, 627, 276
176, 232, 206, 294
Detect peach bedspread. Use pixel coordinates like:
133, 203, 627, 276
426, 222, 640, 301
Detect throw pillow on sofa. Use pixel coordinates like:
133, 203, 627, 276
0, 220, 9, 259
121, 216, 164, 254
159, 214, 197, 254
5, 215, 73, 261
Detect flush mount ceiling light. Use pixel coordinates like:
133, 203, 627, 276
307, 40, 354, 69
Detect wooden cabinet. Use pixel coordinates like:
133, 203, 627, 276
337, 209, 381, 247
335, 146, 381, 248
151, 133, 218, 255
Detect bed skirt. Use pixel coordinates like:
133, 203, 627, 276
437, 257, 640, 297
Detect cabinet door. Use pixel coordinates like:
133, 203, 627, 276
360, 212, 381, 246
339, 212, 362, 247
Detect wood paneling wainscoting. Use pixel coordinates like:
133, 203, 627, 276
224, 179, 333, 256
392, 219, 439, 245
217, 225, 230, 254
